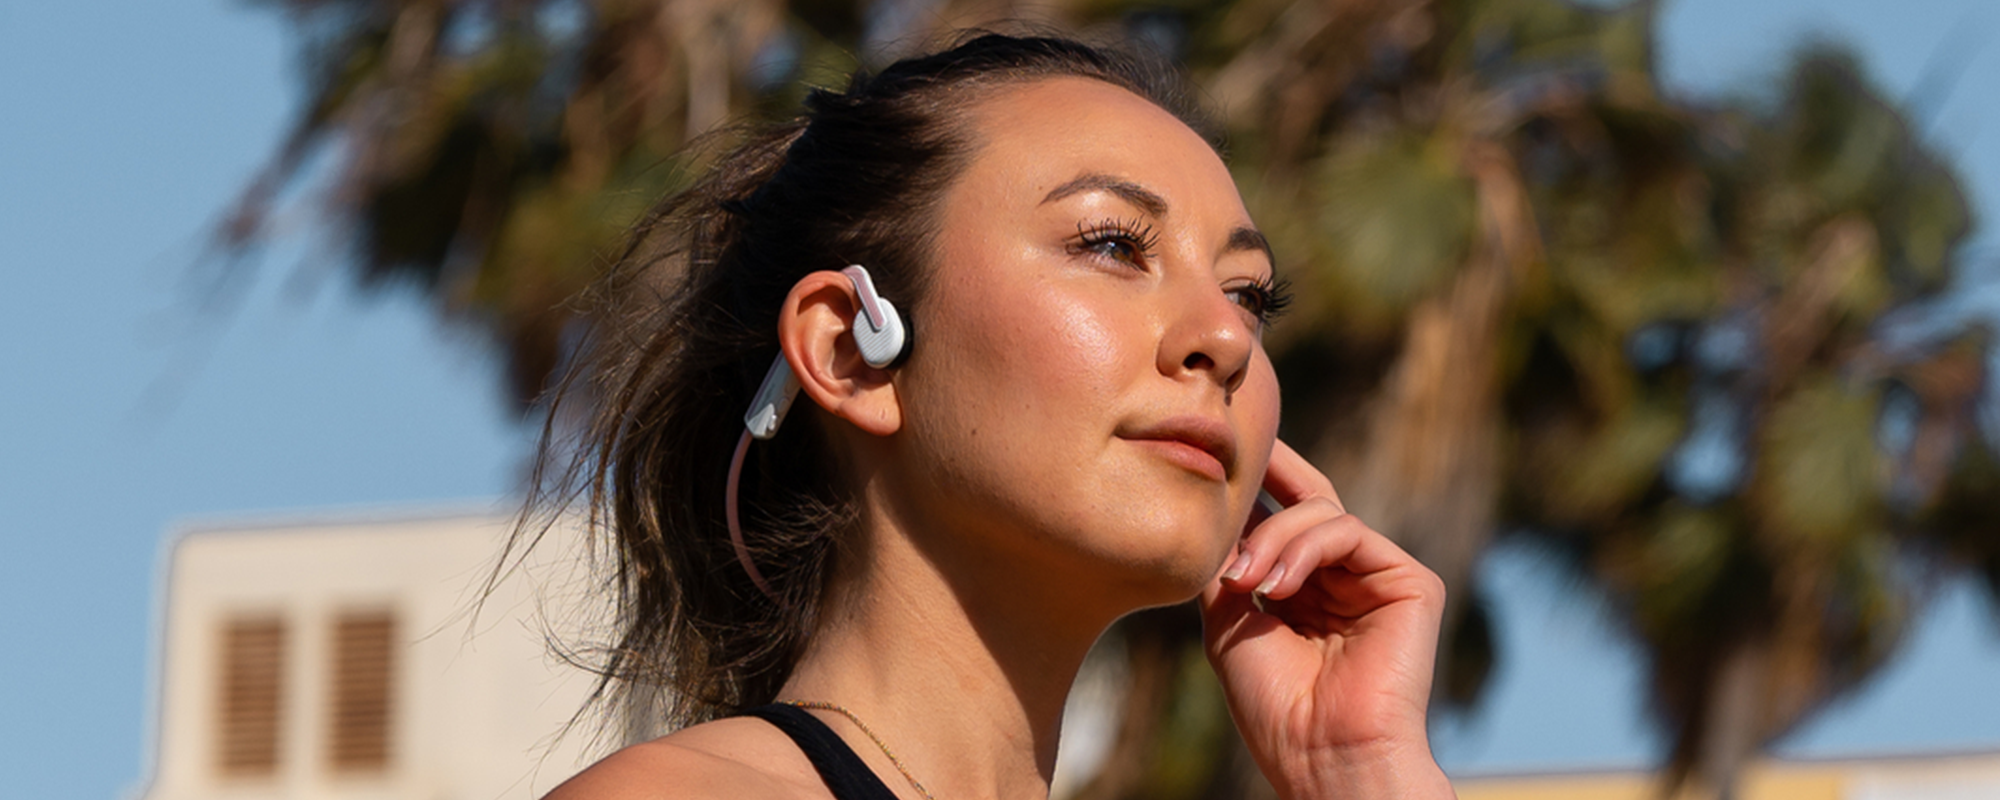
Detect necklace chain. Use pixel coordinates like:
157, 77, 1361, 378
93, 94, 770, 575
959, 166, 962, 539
783, 700, 938, 800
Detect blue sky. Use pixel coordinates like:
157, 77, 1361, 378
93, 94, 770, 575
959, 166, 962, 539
2, 1, 1998, 798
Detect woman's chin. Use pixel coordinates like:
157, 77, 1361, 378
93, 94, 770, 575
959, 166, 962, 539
948, 490, 1241, 610
1085, 539, 1235, 610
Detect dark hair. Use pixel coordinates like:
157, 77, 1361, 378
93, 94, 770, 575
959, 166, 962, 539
526, 32, 1212, 731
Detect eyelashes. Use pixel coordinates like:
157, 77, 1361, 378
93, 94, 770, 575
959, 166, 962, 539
1230, 274, 1294, 325
1232, 276, 1296, 324
1072, 217, 1161, 265
1067, 217, 1295, 327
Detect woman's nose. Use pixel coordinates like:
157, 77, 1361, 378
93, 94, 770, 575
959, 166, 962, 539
1158, 281, 1253, 395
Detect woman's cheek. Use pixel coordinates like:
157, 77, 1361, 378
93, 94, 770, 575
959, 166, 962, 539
1043, 293, 1128, 385
1250, 356, 1282, 441
1251, 361, 1283, 456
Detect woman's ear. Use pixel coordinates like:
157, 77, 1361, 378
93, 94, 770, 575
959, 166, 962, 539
778, 270, 903, 436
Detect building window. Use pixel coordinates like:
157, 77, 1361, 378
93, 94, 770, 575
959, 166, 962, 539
215, 615, 286, 778
327, 610, 396, 772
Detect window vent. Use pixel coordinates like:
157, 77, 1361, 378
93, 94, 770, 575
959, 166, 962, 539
216, 616, 286, 777
326, 610, 396, 772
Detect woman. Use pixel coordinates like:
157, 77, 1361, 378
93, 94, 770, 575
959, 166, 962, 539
536, 32, 1455, 800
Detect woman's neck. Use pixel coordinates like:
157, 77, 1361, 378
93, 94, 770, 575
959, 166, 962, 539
778, 518, 1121, 800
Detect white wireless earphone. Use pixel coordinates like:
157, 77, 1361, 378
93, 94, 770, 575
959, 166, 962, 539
744, 265, 907, 439
846, 264, 910, 370
730, 265, 909, 597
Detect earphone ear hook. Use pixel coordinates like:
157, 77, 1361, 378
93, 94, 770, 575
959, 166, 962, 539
742, 265, 906, 440
731, 264, 909, 600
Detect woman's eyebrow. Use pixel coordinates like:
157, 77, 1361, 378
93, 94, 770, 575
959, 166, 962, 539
1228, 226, 1276, 268
1041, 172, 1273, 267
1040, 172, 1168, 217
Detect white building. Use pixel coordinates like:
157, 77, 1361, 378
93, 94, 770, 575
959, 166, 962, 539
138, 508, 607, 800
139, 507, 2000, 800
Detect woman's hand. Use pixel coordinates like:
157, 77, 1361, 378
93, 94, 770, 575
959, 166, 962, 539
1201, 439, 1455, 800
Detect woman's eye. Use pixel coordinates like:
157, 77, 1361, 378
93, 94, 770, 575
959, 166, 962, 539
1072, 218, 1160, 268
1226, 277, 1294, 327
1084, 236, 1144, 264
1227, 286, 1267, 317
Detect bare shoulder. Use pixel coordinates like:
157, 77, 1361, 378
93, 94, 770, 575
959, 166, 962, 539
544, 716, 824, 800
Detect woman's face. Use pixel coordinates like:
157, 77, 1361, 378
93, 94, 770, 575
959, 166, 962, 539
884, 76, 1282, 605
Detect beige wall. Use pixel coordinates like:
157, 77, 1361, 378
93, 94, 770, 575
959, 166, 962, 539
1456, 751, 2000, 800
140, 510, 605, 800
1455, 767, 1841, 800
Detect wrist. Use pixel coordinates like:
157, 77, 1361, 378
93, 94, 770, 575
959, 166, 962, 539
1269, 737, 1455, 800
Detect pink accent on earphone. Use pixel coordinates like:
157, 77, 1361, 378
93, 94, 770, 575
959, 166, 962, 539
726, 429, 776, 598
843, 265, 890, 331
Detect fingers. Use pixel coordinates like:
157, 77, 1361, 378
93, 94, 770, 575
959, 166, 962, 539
1219, 501, 1429, 604
1218, 494, 1341, 592
1263, 438, 1343, 513
1216, 437, 1430, 605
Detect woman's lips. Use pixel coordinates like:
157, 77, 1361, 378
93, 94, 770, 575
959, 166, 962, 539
1119, 416, 1236, 482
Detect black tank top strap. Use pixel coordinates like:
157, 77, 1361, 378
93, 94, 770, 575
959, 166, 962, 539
743, 703, 903, 800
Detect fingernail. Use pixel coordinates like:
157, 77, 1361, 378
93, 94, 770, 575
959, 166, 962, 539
1221, 553, 1252, 582
1255, 563, 1287, 597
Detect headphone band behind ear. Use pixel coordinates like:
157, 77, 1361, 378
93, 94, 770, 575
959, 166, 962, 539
731, 264, 910, 601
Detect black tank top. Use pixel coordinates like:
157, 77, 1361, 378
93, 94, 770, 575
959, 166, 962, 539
744, 704, 902, 800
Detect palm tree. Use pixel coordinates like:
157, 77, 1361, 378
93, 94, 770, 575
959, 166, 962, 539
217, 0, 2000, 796
1207, 2, 2000, 795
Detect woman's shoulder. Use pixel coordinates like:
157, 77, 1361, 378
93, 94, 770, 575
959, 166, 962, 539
544, 716, 829, 800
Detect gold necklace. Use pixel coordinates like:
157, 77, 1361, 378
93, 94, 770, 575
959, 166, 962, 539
783, 700, 938, 800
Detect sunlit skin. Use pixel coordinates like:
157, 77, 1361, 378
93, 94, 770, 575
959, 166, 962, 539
879, 77, 1283, 618
547, 78, 1453, 800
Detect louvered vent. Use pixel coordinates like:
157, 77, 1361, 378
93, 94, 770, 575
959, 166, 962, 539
216, 616, 286, 777
327, 610, 397, 772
